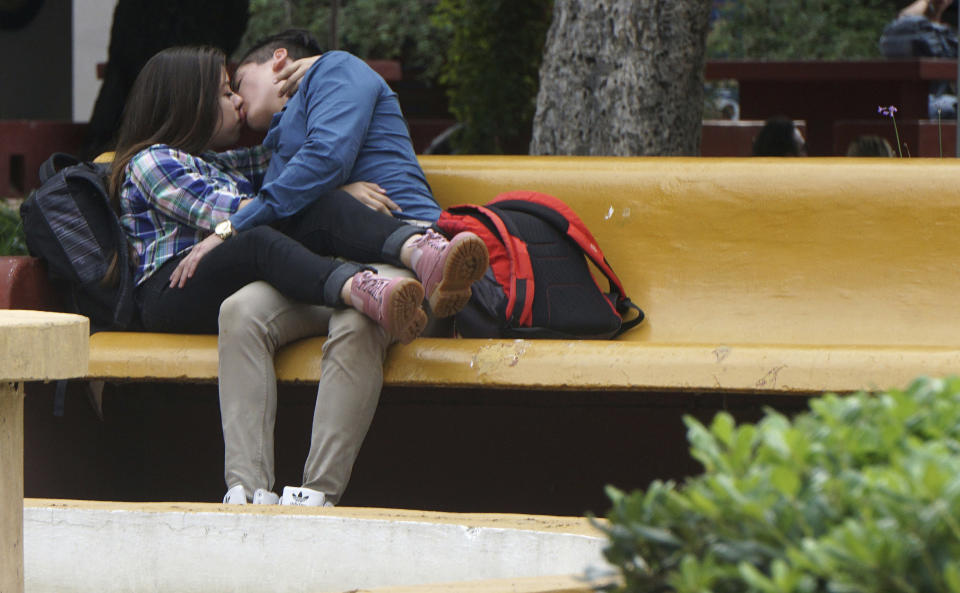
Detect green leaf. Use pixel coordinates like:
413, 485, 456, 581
739, 562, 776, 593
686, 488, 721, 519
771, 465, 801, 499
945, 561, 960, 593
711, 412, 736, 447
631, 525, 683, 549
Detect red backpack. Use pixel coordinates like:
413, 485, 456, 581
437, 190, 644, 339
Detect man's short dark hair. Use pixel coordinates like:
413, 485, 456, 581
239, 29, 323, 65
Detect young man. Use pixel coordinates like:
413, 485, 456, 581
212, 31, 472, 506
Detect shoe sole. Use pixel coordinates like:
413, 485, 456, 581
429, 233, 490, 318
385, 277, 428, 344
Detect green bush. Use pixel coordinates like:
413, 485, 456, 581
598, 376, 960, 593
708, 0, 898, 60
237, 0, 448, 80
0, 202, 27, 256
238, 0, 551, 153
432, 0, 552, 154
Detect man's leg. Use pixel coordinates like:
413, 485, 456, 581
300, 264, 411, 504
219, 281, 334, 498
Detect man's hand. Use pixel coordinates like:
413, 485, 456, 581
340, 181, 400, 216
170, 233, 223, 288
275, 55, 321, 98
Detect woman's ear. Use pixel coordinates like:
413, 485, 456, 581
272, 47, 289, 73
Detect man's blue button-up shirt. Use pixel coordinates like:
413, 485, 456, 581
231, 51, 441, 231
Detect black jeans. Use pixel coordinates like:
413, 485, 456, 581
136, 190, 423, 334
273, 189, 420, 265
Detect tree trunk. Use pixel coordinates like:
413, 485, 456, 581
530, 0, 713, 156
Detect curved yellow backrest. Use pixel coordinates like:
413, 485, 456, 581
420, 156, 960, 348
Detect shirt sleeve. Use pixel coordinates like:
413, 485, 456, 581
128, 145, 246, 231
230, 54, 381, 231
209, 145, 272, 190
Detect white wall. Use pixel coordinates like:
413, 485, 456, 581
72, 0, 116, 122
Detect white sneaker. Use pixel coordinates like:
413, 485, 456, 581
252, 488, 279, 505
223, 485, 280, 505
279, 486, 334, 507
223, 484, 247, 504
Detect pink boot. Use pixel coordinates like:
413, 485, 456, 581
409, 230, 489, 318
349, 271, 427, 344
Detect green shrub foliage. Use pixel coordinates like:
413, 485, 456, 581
432, 0, 552, 154
238, 0, 447, 80
708, 0, 898, 60
239, 0, 551, 153
0, 202, 27, 256
599, 376, 960, 593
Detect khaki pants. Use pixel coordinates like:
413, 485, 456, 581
217, 262, 411, 505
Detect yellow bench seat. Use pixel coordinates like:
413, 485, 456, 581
88, 332, 960, 393
84, 155, 960, 395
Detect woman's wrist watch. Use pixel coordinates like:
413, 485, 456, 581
215, 219, 235, 240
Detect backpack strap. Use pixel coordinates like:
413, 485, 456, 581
53, 380, 68, 417
439, 205, 534, 326
490, 190, 644, 335
38, 152, 81, 184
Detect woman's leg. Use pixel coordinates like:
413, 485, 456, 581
136, 226, 422, 336
275, 190, 490, 317
273, 189, 420, 266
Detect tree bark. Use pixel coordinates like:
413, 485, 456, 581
530, 0, 713, 156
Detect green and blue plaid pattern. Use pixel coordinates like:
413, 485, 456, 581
119, 144, 270, 285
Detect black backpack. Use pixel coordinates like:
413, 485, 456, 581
437, 190, 644, 339
19, 153, 138, 333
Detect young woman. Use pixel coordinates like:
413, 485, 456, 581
111, 46, 488, 344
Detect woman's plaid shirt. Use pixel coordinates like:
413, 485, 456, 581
118, 144, 270, 285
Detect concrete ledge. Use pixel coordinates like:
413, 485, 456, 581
24, 500, 607, 593
0, 310, 87, 381
358, 574, 616, 593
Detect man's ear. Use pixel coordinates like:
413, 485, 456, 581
271, 47, 289, 73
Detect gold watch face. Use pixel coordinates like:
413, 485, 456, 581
216, 220, 232, 239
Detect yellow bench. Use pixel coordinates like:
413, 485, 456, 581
85, 156, 960, 394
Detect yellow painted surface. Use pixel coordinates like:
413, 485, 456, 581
89, 334, 960, 393
421, 156, 960, 348
85, 158, 960, 393
89, 332, 219, 381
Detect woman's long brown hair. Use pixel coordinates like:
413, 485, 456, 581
108, 46, 227, 211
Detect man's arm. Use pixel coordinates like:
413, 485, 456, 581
899, 0, 954, 21
229, 54, 384, 231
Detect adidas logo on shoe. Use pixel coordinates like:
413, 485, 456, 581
279, 485, 333, 507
